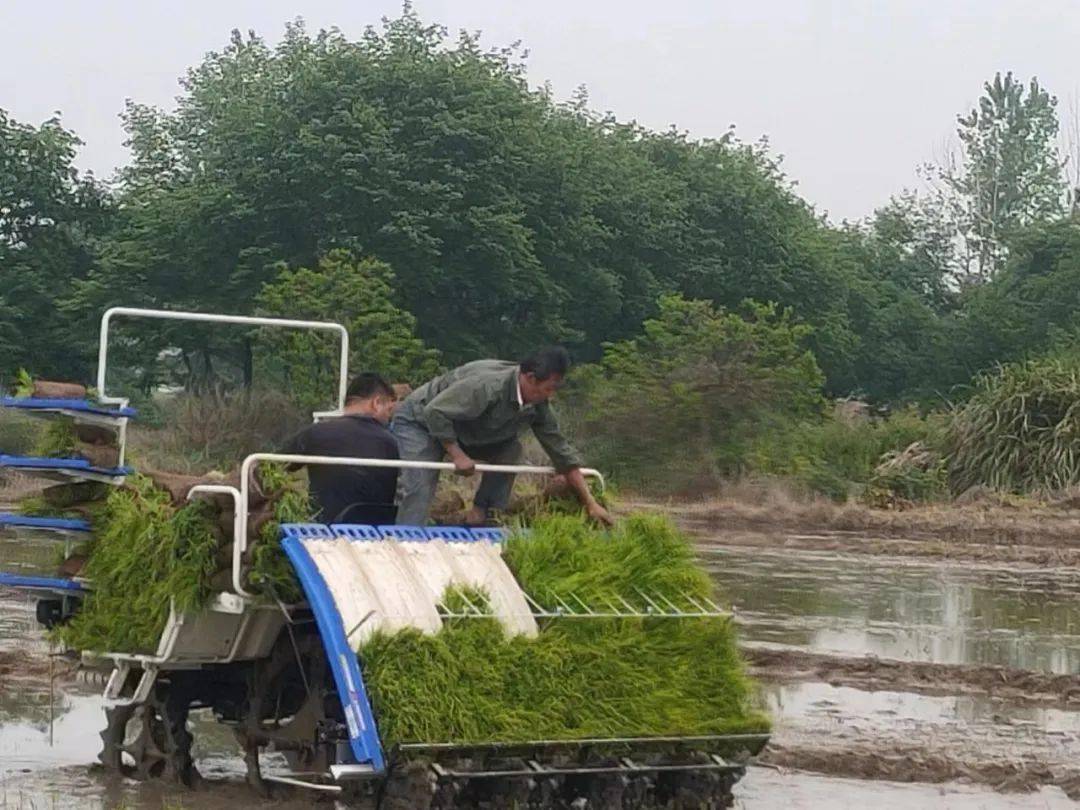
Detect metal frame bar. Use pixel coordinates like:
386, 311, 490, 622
0, 463, 129, 486
188, 454, 606, 599
439, 587, 729, 621
95, 307, 351, 421
186, 485, 250, 597
429, 757, 742, 780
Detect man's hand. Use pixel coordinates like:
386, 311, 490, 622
565, 467, 615, 528
445, 443, 477, 476
587, 501, 615, 527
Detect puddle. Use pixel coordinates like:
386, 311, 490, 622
763, 680, 1080, 754
0, 695, 107, 774
703, 543, 1080, 673
733, 766, 1077, 809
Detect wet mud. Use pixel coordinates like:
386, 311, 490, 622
685, 505, 1080, 804
745, 647, 1080, 709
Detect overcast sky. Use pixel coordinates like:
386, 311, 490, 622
3, 0, 1079, 221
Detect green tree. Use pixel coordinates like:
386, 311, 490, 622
570, 294, 824, 492
956, 219, 1080, 375
255, 250, 441, 410
934, 72, 1066, 283
0, 109, 109, 382
68, 11, 879, 395
830, 209, 960, 401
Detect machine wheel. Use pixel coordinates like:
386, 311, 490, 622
377, 760, 437, 810
98, 705, 135, 772
233, 629, 330, 795
654, 767, 741, 809
97, 684, 199, 785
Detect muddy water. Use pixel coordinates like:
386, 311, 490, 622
762, 680, 1080, 765
2, 529, 1080, 807
703, 544, 1080, 673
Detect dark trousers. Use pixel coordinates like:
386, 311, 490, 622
392, 417, 521, 525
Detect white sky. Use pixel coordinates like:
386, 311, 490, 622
3, 0, 1079, 221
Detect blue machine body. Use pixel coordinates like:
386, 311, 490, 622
0, 513, 92, 534
0, 572, 87, 594
0, 455, 132, 478
0, 397, 136, 419
280, 523, 508, 773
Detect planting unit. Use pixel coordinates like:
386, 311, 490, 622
0, 308, 768, 808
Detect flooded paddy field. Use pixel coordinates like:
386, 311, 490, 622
2, 514, 1080, 807
702, 526, 1080, 805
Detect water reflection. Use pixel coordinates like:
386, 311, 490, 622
703, 544, 1080, 673
763, 680, 1080, 735
734, 766, 1076, 810
0, 695, 104, 776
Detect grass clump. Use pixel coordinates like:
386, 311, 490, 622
947, 352, 1080, 494
865, 442, 948, 508
748, 407, 946, 502
358, 515, 767, 747
57, 475, 221, 652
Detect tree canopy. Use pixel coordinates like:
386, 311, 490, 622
0, 110, 108, 381
3, 11, 1080, 414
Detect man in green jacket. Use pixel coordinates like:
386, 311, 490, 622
392, 347, 613, 526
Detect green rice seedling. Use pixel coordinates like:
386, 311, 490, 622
55, 461, 315, 654
249, 464, 312, 602
17, 496, 67, 517
358, 515, 768, 747
12, 368, 34, 398
503, 513, 712, 608
56, 475, 222, 652
360, 606, 766, 747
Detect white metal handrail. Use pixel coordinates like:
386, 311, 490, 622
189, 453, 605, 600
96, 307, 351, 420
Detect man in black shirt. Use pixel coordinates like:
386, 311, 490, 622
283, 373, 400, 525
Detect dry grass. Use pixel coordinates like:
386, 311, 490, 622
128, 389, 308, 475
624, 476, 1080, 546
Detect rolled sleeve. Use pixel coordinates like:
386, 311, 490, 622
532, 404, 584, 472
421, 381, 490, 443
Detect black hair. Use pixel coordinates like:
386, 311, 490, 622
520, 346, 571, 381
346, 372, 395, 401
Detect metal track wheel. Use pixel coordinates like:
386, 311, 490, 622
97, 684, 198, 785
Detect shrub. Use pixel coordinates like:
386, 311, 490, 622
128, 388, 309, 474
748, 406, 946, 501
947, 350, 1080, 494
865, 442, 948, 507
568, 295, 824, 494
